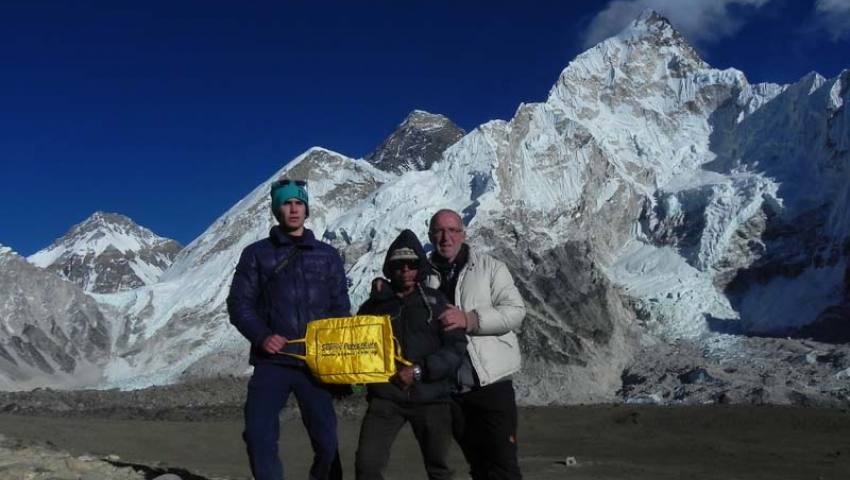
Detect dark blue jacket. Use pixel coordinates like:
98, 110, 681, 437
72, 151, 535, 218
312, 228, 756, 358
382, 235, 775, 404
227, 227, 351, 366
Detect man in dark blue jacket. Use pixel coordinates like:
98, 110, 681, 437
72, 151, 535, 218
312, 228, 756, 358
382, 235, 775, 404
227, 178, 351, 480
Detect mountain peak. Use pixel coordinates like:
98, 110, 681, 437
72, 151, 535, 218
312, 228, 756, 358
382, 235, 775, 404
617, 9, 694, 52
83, 211, 137, 230
401, 110, 453, 128
28, 212, 182, 293
365, 110, 465, 174
57, 211, 168, 250
89, 210, 128, 221
302, 146, 343, 158
550, 11, 709, 107
634, 9, 672, 30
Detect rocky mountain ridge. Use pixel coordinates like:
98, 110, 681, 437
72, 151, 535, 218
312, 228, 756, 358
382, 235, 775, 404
28, 212, 182, 294
0, 245, 110, 389
365, 110, 465, 173
2, 11, 848, 406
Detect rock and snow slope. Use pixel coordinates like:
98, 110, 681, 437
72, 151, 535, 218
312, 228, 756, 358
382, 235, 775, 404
3, 12, 849, 404
0, 244, 110, 389
366, 110, 466, 173
28, 212, 181, 294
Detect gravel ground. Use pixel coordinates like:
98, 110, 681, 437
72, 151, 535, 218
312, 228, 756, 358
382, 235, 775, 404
0, 378, 849, 480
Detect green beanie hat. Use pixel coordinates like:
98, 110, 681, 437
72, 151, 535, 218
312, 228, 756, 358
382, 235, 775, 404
270, 180, 309, 218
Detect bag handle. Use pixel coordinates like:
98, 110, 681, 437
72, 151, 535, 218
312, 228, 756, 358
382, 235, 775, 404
274, 338, 307, 361
393, 336, 413, 367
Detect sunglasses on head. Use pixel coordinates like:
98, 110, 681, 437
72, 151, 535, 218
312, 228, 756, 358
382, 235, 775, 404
272, 179, 307, 189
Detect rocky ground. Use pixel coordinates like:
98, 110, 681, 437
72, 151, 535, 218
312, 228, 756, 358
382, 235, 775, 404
0, 376, 849, 479
0, 376, 249, 421
0, 433, 198, 480
621, 335, 850, 407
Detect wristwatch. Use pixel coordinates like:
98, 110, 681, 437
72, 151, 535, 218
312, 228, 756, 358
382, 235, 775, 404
412, 364, 423, 382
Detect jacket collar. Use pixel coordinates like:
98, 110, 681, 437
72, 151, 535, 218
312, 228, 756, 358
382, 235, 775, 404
269, 226, 317, 248
429, 243, 477, 271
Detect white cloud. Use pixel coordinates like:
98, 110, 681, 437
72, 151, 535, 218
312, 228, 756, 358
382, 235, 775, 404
814, 0, 850, 41
581, 0, 772, 49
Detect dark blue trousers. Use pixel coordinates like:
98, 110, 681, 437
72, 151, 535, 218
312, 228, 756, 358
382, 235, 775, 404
244, 364, 342, 480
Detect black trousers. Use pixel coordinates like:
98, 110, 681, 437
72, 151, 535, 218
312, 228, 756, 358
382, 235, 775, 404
452, 380, 522, 480
355, 397, 454, 480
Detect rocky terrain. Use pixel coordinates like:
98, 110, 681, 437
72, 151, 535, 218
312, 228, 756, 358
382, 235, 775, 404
1, 388, 849, 480
0, 435, 149, 480
622, 336, 850, 406
0, 246, 110, 390
1, 11, 848, 411
0, 433, 208, 480
365, 110, 465, 173
0, 376, 248, 421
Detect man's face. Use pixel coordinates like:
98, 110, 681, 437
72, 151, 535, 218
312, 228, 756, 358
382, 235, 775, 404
429, 211, 466, 262
390, 261, 419, 291
279, 199, 307, 232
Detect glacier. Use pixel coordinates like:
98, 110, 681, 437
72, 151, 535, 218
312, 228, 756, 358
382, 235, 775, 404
3, 11, 850, 405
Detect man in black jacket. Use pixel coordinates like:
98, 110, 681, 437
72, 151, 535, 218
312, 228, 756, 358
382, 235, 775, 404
355, 229, 467, 480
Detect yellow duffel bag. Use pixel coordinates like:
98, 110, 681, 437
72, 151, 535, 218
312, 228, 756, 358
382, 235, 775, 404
278, 315, 411, 384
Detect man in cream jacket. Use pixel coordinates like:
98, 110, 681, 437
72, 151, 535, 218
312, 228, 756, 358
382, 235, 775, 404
428, 209, 526, 480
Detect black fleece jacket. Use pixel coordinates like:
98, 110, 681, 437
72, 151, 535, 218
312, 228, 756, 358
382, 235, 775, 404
358, 286, 467, 403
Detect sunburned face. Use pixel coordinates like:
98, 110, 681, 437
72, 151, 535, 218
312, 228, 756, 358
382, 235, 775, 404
279, 199, 306, 234
428, 211, 466, 262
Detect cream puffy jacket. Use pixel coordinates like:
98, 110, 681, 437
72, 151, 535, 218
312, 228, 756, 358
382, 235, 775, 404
429, 248, 526, 386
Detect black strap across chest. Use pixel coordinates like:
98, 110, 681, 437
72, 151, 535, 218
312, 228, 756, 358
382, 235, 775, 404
273, 247, 302, 276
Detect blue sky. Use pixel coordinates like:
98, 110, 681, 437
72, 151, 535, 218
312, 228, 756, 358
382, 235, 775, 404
2, 0, 849, 255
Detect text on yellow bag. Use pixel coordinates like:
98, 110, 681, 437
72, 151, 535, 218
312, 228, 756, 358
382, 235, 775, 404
278, 315, 411, 384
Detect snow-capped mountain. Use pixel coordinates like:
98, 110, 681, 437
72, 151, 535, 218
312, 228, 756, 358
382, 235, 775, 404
94, 148, 396, 387
28, 212, 182, 294
366, 110, 465, 173
3, 11, 849, 404
0, 244, 110, 390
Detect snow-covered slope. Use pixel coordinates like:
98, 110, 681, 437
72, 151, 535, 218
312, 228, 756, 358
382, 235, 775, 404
3, 11, 849, 404
94, 148, 396, 388
324, 11, 848, 403
28, 212, 182, 293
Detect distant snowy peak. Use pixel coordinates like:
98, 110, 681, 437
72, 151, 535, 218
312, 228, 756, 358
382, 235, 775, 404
28, 211, 182, 293
366, 110, 465, 174
552, 9, 710, 105
0, 244, 13, 257
31, 211, 173, 256
620, 10, 705, 67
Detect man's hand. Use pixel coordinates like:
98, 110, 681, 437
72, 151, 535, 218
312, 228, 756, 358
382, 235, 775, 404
261, 334, 288, 354
370, 277, 389, 296
440, 305, 468, 331
391, 366, 416, 389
